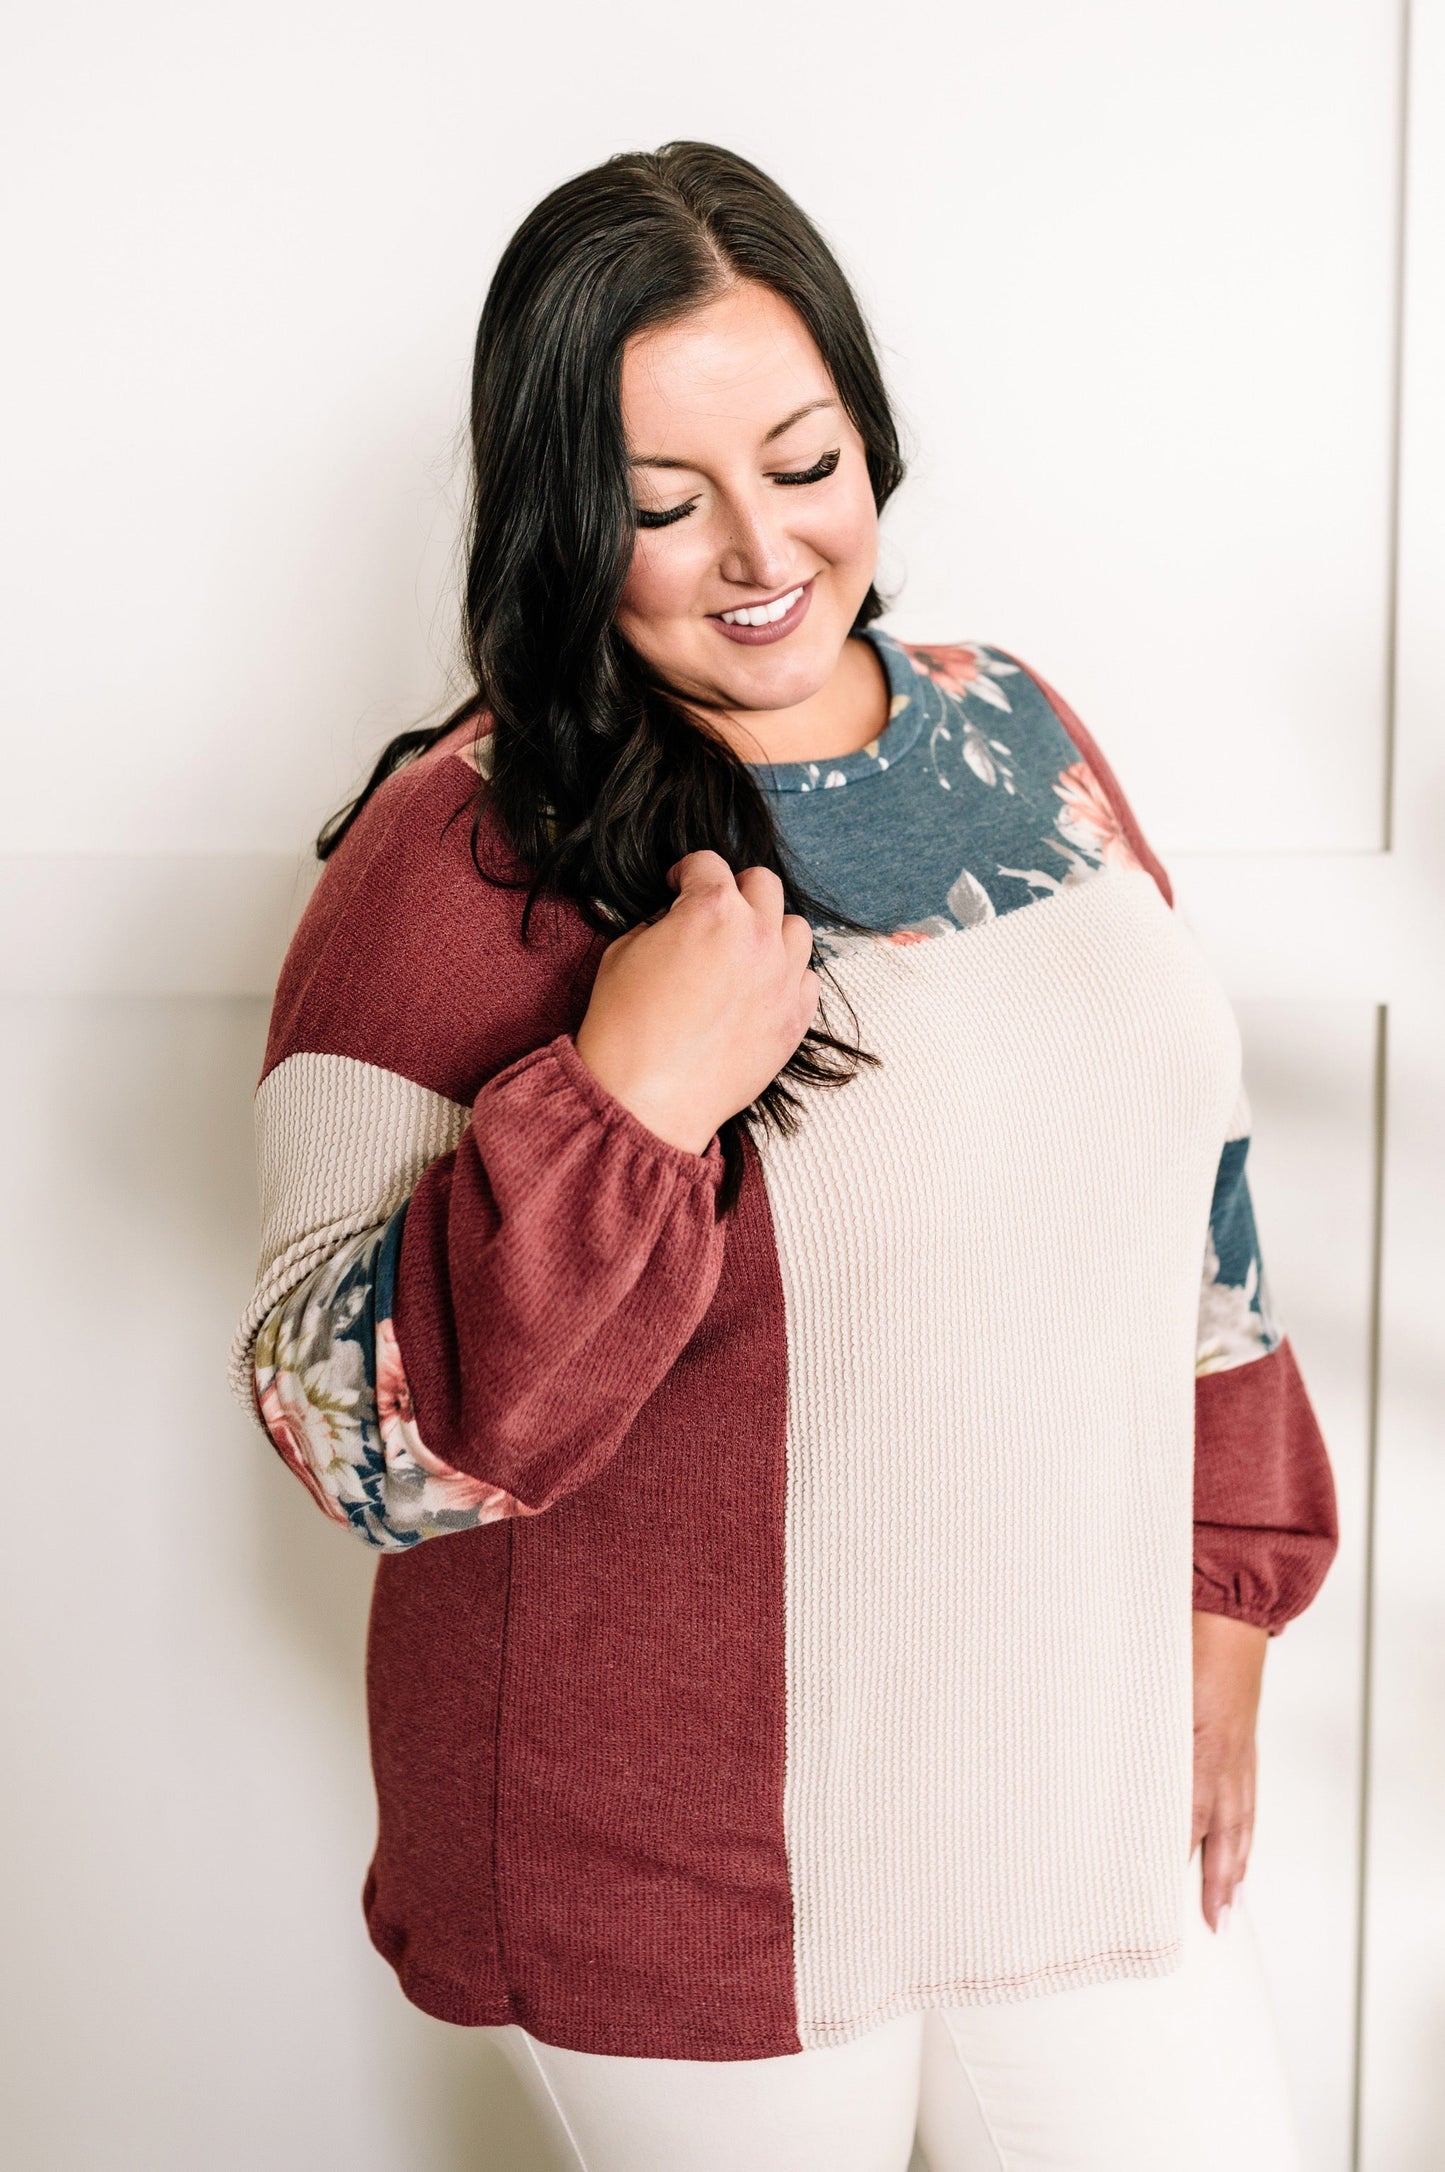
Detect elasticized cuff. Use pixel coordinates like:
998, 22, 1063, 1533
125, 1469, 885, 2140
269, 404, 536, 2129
488, 1031, 725, 1188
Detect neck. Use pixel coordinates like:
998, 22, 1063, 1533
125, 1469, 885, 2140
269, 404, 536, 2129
709, 633, 892, 769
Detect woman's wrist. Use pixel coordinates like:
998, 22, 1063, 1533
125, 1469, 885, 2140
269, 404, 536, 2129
571, 1022, 717, 1157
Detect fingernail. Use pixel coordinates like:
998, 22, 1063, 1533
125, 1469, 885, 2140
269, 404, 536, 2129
1215, 1903, 1233, 1936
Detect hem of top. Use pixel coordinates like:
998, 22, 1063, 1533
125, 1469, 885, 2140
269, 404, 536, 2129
490, 1031, 725, 1188
366, 1933, 1185, 2060
793, 1936, 1186, 2049
367, 1913, 801, 2056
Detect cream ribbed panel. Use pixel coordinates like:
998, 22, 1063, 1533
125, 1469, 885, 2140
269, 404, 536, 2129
227, 1051, 470, 1416
1224, 1077, 1252, 1143
754, 867, 1243, 2046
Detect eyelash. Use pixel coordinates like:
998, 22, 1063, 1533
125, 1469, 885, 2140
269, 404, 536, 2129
635, 447, 842, 529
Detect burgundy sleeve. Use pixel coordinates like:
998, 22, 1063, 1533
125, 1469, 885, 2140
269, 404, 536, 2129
1022, 660, 1341, 1637
391, 1028, 729, 1513
1192, 1339, 1339, 1634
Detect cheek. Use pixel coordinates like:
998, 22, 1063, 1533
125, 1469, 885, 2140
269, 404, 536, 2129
809, 469, 879, 571
617, 530, 710, 626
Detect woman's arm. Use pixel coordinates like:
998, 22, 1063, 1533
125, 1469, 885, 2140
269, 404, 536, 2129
1192, 1085, 1339, 1633
230, 741, 814, 1553
1017, 659, 1340, 1632
235, 1032, 728, 1552
1015, 656, 1341, 1931
227, 738, 734, 1552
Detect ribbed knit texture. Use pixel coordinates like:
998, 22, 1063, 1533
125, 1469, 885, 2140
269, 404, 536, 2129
227, 1051, 469, 1406
758, 868, 1241, 2041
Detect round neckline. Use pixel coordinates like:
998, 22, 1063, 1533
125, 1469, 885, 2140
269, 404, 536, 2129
743, 627, 923, 794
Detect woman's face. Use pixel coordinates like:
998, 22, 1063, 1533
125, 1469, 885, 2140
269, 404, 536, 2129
615, 280, 880, 720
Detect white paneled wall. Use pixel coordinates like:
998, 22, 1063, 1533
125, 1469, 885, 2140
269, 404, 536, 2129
1360, 5, 1445, 2167
0, 0, 1404, 860
0, 998, 557, 2172
2, 4, 1439, 2168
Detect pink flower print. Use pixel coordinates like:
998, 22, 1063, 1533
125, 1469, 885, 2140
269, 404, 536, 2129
900, 642, 980, 700
903, 643, 1020, 792
375, 1317, 537, 1523
906, 643, 982, 699
257, 1374, 353, 1527
374, 1315, 417, 1433
1053, 760, 1143, 873
899, 639, 1019, 710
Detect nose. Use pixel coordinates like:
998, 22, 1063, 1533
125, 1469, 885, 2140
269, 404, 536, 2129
716, 488, 796, 595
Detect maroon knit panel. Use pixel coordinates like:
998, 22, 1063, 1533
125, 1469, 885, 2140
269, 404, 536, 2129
260, 736, 599, 1102
391, 1033, 730, 1508
1194, 1335, 1341, 1635
281, 739, 799, 2052
1008, 656, 1176, 911
359, 1132, 797, 2053
362, 1523, 515, 2026
490, 1125, 799, 2058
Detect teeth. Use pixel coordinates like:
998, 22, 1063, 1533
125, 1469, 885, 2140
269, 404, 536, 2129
720, 585, 804, 627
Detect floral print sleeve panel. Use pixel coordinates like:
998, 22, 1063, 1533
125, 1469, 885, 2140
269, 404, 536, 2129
1199, 1082, 1282, 1375
252, 1200, 538, 1552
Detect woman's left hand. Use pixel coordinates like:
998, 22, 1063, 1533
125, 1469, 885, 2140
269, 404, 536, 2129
1191, 1608, 1268, 1932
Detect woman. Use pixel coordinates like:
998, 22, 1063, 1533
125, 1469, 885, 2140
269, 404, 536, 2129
230, 141, 1339, 2170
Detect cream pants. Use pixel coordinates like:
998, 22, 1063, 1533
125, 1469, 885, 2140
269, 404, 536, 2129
487, 1847, 1305, 2172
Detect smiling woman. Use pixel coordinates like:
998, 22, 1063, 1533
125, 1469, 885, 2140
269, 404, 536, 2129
300, 141, 909, 1204
617, 286, 893, 757
229, 140, 1337, 2172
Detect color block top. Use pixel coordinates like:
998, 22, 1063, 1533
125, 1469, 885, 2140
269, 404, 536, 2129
228, 627, 1339, 2060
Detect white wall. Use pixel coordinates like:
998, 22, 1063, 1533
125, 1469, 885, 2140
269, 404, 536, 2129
3, 4, 1439, 2167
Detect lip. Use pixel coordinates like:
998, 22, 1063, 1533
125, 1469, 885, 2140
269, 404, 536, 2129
708, 575, 815, 646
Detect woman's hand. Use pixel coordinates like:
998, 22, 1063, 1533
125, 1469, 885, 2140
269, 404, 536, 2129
573, 850, 821, 1156
1191, 1608, 1268, 1932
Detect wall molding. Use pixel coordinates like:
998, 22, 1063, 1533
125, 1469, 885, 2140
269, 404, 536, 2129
0, 848, 1413, 1001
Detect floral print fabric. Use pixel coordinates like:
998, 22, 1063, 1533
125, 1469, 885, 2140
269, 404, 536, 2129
755, 633, 1154, 952
1197, 1127, 1283, 1372
252, 1198, 536, 1551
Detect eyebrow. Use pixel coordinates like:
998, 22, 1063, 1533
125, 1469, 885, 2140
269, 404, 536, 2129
629, 397, 839, 469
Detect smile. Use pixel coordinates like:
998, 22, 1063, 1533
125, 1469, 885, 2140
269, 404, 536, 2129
710, 578, 815, 646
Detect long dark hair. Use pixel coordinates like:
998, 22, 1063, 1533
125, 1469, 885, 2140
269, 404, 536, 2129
318, 141, 907, 1213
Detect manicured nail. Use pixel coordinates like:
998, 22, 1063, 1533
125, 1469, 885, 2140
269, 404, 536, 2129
1216, 1902, 1233, 1936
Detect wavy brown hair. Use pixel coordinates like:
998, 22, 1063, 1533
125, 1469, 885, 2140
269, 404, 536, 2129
318, 141, 907, 1214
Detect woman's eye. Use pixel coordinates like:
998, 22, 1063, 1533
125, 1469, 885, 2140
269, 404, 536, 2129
635, 498, 699, 529
633, 448, 840, 528
772, 448, 841, 486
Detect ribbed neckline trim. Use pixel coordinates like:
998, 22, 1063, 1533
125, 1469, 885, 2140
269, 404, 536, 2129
744, 628, 923, 794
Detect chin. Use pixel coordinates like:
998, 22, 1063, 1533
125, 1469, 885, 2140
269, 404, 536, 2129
717, 661, 826, 713
713, 629, 847, 712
